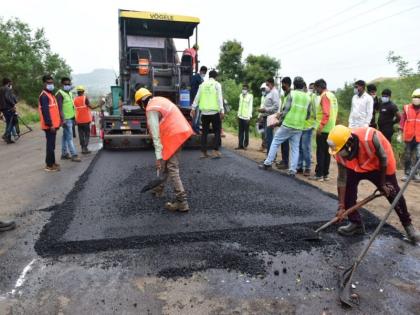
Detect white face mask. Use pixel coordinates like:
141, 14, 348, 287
413, 98, 420, 106
308, 88, 313, 94
261, 91, 267, 96
242, 89, 248, 95
353, 88, 359, 95
381, 97, 390, 103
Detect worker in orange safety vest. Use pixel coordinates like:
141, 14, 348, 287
135, 88, 194, 212
327, 125, 419, 243
74, 85, 96, 154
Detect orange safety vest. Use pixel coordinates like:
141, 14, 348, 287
38, 91, 61, 129
74, 95, 92, 124
402, 104, 420, 142
146, 97, 194, 161
335, 127, 396, 175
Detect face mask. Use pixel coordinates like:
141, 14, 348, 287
8, 85, 12, 90
200, 74, 205, 79
308, 88, 313, 94
381, 97, 390, 103
266, 86, 271, 92
242, 89, 248, 95
46, 84, 54, 91
353, 88, 359, 95
413, 98, 420, 106
261, 91, 266, 96
63, 85, 72, 92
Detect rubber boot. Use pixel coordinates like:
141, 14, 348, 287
338, 222, 365, 236
151, 185, 164, 198
164, 192, 189, 212
0, 220, 16, 232
404, 224, 420, 244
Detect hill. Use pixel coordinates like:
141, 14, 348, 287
72, 69, 117, 98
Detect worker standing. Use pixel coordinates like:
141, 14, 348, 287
191, 69, 224, 159
0, 78, 17, 144
277, 77, 292, 169
236, 84, 253, 150
258, 77, 280, 155
327, 125, 419, 243
259, 77, 310, 177
74, 85, 94, 154
400, 89, 420, 182
135, 88, 193, 212
367, 83, 380, 128
56, 77, 81, 162
377, 88, 400, 143
257, 83, 267, 152
297, 82, 318, 176
310, 79, 338, 181
190, 66, 207, 133
348, 80, 374, 128
39, 74, 61, 172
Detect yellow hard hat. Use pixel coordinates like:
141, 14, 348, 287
411, 88, 420, 98
327, 125, 352, 155
76, 85, 85, 91
135, 88, 152, 104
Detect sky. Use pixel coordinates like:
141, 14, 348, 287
2, 0, 420, 89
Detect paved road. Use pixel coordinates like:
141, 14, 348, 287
1, 144, 419, 314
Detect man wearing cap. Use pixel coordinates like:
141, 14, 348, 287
74, 85, 94, 154
135, 88, 193, 212
327, 124, 419, 243
400, 88, 420, 182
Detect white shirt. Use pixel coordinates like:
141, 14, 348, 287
192, 78, 224, 115
349, 92, 374, 128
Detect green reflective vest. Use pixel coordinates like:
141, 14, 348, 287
282, 90, 310, 130
316, 90, 338, 133
303, 92, 318, 130
56, 89, 75, 120
198, 79, 219, 112
238, 93, 253, 119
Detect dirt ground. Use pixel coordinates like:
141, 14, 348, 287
222, 131, 420, 233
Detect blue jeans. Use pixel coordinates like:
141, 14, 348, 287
298, 128, 313, 170
62, 119, 77, 156
192, 109, 201, 133
264, 126, 302, 172
2, 110, 14, 138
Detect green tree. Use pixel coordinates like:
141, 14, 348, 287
243, 54, 280, 97
0, 18, 71, 106
217, 40, 244, 83
387, 51, 416, 77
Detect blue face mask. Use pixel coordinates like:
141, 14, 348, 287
381, 97, 390, 103
46, 84, 54, 91
63, 85, 72, 92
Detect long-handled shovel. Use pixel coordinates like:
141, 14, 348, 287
140, 169, 167, 193
303, 189, 384, 241
339, 158, 420, 307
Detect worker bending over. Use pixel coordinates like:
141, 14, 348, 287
135, 88, 193, 212
327, 125, 419, 243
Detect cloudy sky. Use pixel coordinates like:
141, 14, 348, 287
2, 0, 420, 89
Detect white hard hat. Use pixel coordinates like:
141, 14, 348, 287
260, 83, 267, 90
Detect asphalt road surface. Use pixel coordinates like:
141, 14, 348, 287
1, 148, 419, 314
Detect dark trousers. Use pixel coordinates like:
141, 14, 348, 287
44, 129, 56, 167
2, 109, 15, 138
238, 118, 250, 148
263, 117, 274, 156
201, 113, 221, 152
315, 132, 331, 177
379, 126, 394, 143
78, 123, 90, 149
345, 169, 412, 227
404, 139, 420, 175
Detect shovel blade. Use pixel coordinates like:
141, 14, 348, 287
140, 178, 165, 193
339, 265, 359, 308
